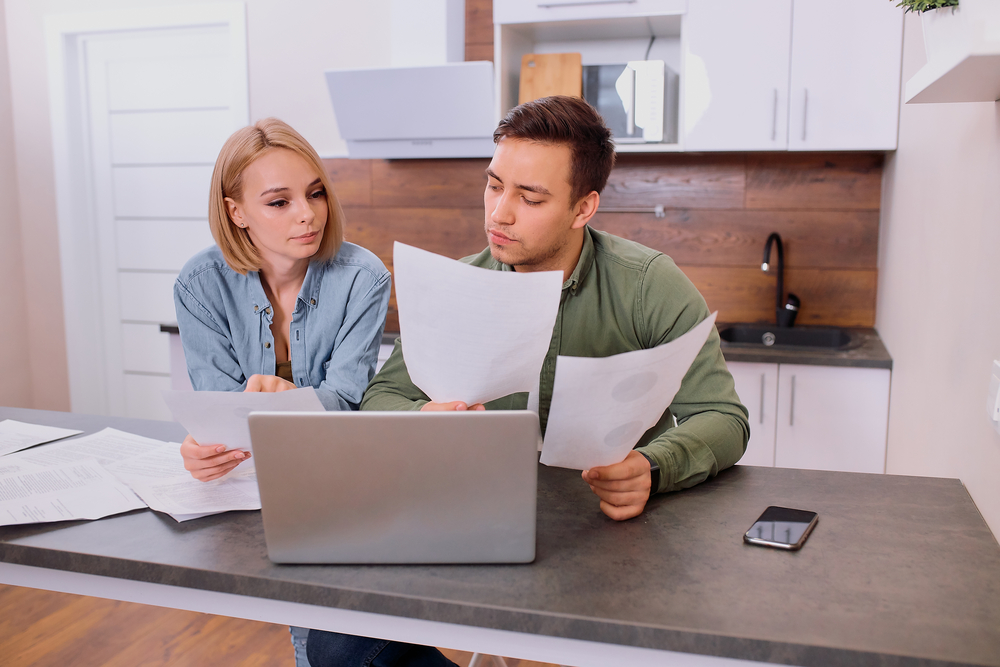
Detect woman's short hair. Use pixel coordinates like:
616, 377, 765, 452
493, 95, 615, 204
209, 118, 344, 274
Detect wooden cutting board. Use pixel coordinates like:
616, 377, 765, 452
518, 52, 583, 104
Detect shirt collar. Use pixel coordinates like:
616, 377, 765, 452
248, 261, 323, 315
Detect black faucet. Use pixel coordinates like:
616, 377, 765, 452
762, 233, 799, 328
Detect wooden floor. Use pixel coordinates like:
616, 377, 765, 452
0, 584, 559, 667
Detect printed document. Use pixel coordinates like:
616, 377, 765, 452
10, 428, 169, 469
0, 459, 146, 526
0, 420, 82, 457
541, 313, 718, 470
162, 387, 325, 453
393, 242, 562, 405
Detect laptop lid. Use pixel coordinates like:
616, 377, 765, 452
248, 411, 539, 564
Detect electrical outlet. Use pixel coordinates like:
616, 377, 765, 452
989, 360, 1000, 435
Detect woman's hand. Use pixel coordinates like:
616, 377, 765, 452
245, 374, 297, 392
180, 434, 250, 482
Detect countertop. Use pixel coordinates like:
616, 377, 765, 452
719, 326, 893, 370
1, 407, 997, 667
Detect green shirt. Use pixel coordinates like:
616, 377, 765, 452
362, 226, 750, 494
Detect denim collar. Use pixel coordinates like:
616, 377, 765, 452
248, 261, 324, 317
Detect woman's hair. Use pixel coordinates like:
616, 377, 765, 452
208, 118, 344, 274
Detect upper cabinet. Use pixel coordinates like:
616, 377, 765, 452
495, 0, 904, 153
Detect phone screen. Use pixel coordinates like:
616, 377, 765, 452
744, 506, 818, 550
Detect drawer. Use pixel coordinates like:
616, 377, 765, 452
494, 0, 687, 25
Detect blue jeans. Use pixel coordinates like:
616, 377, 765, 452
292, 625, 312, 667
306, 631, 458, 667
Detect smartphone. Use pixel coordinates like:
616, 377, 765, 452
743, 506, 818, 551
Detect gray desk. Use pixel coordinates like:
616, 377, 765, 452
1, 407, 999, 667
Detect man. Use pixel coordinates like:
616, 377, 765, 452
307, 96, 749, 667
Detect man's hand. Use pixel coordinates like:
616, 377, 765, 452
180, 434, 250, 482
582, 449, 653, 521
245, 374, 296, 393
420, 401, 486, 411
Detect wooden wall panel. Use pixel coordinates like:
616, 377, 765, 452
603, 154, 746, 209
371, 158, 489, 208
746, 153, 884, 210
591, 209, 879, 269
465, 0, 494, 62
325, 146, 884, 332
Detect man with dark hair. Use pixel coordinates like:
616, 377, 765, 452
306, 96, 749, 667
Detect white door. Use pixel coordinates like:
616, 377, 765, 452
775, 364, 890, 474
727, 361, 779, 467
682, 0, 792, 151
76, 25, 247, 419
787, 0, 903, 150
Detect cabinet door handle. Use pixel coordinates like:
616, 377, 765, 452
537, 0, 637, 7
789, 375, 796, 426
759, 373, 766, 424
771, 89, 778, 142
801, 89, 809, 142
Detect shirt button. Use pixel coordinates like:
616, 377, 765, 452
265, 342, 271, 349
265, 308, 272, 315
254, 305, 258, 312
310, 298, 316, 306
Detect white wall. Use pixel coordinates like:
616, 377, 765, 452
879, 13, 1000, 536
2, 0, 391, 410
0, 0, 33, 408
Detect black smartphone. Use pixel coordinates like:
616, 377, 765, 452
743, 506, 818, 551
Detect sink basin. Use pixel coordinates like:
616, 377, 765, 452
718, 324, 852, 349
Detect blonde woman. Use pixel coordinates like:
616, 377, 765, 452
173, 118, 390, 667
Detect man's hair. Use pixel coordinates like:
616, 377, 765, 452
493, 95, 616, 204
208, 117, 344, 274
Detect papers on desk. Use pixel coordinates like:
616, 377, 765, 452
541, 313, 718, 470
393, 242, 562, 405
0, 419, 82, 456
162, 386, 324, 453
1, 426, 261, 525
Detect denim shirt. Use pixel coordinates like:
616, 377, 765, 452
173, 242, 391, 411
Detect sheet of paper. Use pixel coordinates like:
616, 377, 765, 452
0, 459, 146, 526
393, 242, 563, 405
162, 387, 325, 452
541, 312, 718, 470
8, 428, 169, 469
106, 445, 260, 522
0, 420, 83, 457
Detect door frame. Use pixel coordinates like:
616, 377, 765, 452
45, 3, 247, 415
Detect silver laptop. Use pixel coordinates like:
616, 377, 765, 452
248, 411, 539, 564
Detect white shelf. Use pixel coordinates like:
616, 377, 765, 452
906, 49, 1000, 103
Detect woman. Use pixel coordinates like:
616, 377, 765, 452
173, 118, 390, 666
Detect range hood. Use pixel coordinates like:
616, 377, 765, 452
325, 61, 496, 159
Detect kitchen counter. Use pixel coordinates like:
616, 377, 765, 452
719, 326, 892, 370
1, 407, 998, 666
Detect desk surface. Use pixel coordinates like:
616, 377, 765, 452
1, 407, 998, 667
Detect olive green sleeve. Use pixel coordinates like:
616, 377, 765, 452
360, 339, 430, 412
632, 256, 750, 493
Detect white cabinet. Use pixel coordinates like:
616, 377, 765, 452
729, 361, 890, 474
682, 0, 903, 152
495, 0, 687, 25
682, 0, 792, 151
787, 0, 903, 151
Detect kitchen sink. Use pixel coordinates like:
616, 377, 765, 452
718, 324, 853, 349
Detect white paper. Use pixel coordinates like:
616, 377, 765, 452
393, 242, 563, 405
9, 428, 170, 469
0, 420, 83, 457
541, 313, 718, 470
0, 459, 146, 526
106, 445, 260, 521
162, 387, 325, 452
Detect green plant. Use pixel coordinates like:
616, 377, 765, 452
895, 0, 959, 13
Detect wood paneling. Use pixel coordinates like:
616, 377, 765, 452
325, 158, 371, 207
371, 158, 490, 208
327, 146, 885, 331
602, 154, 746, 209
465, 0, 494, 61
746, 153, 884, 210
591, 209, 879, 269
683, 266, 878, 327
